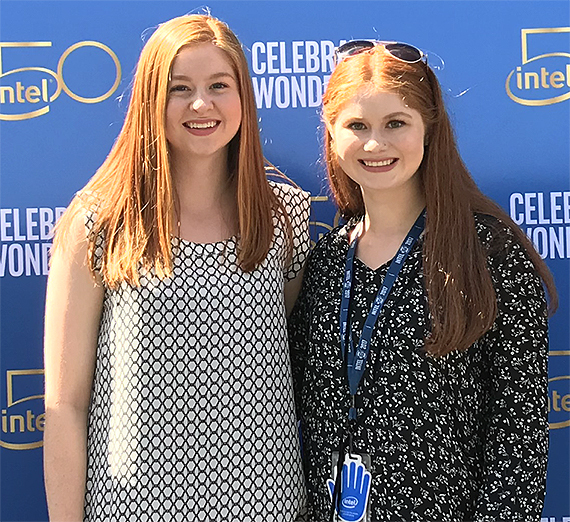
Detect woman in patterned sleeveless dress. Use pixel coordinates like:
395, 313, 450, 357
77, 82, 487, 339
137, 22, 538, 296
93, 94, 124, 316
289, 41, 557, 522
44, 15, 310, 522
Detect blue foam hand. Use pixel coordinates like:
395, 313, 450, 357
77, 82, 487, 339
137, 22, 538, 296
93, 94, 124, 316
326, 457, 371, 522
326, 477, 336, 499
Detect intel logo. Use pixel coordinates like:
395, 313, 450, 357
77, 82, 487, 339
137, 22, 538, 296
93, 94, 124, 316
505, 27, 570, 107
0, 40, 121, 121
342, 496, 359, 508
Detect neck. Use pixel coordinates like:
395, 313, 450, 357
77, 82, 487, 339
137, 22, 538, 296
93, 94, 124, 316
361, 182, 425, 238
170, 150, 232, 211
352, 181, 425, 270
169, 149, 238, 242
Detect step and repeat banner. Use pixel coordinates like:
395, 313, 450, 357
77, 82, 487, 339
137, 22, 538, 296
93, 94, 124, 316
1, 1, 569, 520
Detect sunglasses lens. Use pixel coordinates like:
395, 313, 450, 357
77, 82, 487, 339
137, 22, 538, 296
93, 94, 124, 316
385, 43, 422, 63
335, 40, 425, 66
336, 40, 375, 59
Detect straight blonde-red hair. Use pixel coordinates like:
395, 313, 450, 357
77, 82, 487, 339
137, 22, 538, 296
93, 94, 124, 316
323, 46, 557, 356
54, 14, 289, 287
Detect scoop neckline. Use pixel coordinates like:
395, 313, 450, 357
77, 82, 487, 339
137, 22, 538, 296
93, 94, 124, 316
173, 235, 237, 247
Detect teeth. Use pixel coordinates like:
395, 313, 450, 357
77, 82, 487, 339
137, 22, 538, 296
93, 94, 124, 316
186, 121, 217, 129
362, 159, 394, 167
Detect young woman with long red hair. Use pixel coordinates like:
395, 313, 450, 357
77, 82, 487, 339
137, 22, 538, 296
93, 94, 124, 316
289, 41, 556, 522
44, 14, 310, 521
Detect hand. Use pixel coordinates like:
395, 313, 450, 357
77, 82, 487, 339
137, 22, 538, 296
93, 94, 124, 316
326, 455, 371, 522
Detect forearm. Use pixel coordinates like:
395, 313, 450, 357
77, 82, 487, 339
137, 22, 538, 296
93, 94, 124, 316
473, 418, 548, 521
44, 405, 89, 522
474, 329, 549, 520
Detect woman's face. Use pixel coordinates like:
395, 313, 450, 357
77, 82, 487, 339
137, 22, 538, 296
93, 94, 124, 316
165, 43, 242, 164
329, 89, 426, 199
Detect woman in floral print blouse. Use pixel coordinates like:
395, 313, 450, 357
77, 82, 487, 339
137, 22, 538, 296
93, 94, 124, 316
289, 41, 557, 522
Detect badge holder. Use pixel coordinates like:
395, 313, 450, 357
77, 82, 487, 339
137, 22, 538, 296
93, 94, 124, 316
329, 210, 425, 522
328, 452, 372, 522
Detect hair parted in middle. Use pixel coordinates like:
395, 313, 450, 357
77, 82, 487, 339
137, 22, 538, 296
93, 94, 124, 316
323, 46, 557, 356
53, 14, 290, 287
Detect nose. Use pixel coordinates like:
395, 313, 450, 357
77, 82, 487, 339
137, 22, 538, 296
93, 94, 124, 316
191, 92, 213, 112
363, 134, 387, 152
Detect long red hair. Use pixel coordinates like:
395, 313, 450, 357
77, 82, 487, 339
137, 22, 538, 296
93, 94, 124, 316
323, 47, 557, 356
53, 14, 288, 287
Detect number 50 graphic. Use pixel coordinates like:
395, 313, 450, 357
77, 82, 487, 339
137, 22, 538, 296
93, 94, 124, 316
0, 41, 121, 121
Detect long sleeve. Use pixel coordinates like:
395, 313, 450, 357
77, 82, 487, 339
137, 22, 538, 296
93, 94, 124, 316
474, 230, 549, 521
288, 250, 316, 417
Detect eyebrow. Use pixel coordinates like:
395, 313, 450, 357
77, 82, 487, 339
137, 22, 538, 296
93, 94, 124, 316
384, 111, 414, 119
170, 72, 235, 81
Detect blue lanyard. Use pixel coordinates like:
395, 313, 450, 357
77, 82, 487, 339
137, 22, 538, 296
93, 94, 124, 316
340, 210, 426, 420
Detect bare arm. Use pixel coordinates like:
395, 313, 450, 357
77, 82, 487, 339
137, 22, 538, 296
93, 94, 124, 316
43, 214, 104, 522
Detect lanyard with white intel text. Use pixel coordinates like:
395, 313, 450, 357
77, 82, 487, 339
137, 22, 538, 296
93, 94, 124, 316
339, 209, 426, 421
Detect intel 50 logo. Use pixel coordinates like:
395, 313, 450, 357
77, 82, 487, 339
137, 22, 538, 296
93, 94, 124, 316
309, 196, 341, 248
506, 27, 570, 106
0, 370, 44, 450
549, 375, 570, 430
0, 41, 121, 121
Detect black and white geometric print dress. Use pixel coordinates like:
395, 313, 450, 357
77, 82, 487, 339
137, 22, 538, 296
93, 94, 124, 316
83, 182, 311, 522
289, 214, 549, 522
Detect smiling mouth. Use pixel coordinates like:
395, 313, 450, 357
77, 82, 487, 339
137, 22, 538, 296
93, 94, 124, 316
183, 120, 219, 129
360, 159, 397, 167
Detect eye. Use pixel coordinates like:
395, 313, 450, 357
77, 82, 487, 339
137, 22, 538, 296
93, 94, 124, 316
347, 121, 366, 131
169, 84, 190, 94
387, 120, 405, 129
211, 82, 229, 90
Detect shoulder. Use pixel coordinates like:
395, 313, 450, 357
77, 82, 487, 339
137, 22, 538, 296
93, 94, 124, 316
49, 197, 103, 284
474, 212, 541, 286
53, 191, 98, 244
309, 219, 354, 264
269, 179, 311, 207
63, 190, 104, 272
299, 221, 358, 294
64, 189, 100, 235
474, 212, 525, 257
269, 181, 311, 239
474, 213, 513, 248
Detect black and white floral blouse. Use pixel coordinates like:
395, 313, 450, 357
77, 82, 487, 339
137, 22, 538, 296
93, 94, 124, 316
289, 214, 549, 522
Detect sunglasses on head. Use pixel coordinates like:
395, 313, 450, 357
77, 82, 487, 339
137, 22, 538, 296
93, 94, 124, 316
334, 40, 427, 66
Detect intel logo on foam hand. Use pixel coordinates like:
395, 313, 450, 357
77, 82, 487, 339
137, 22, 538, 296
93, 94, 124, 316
342, 497, 359, 508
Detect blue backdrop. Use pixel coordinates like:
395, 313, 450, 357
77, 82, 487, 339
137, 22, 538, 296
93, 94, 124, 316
1, 1, 569, 520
